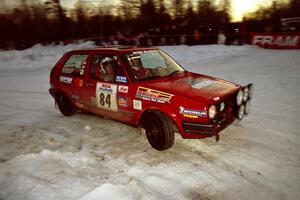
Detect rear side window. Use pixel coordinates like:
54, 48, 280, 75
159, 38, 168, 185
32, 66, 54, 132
61, 54, 88, 77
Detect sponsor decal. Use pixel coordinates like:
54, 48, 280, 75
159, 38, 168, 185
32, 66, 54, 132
96, 83, 118, 111
179, 106, 207, 117
118, 97, 129, 107
251, 33, 300, 48
183, 114, 198, 119
116, 76, 127, 83
118, 85, 129, 93
97, 83, 117, 94
135, 87, 174, 103
132, 50, 156, 54
59, 76, 72, 84
73, 79, 84, 87
191, 80, 215, 89
79, 69, 84, 75
133, 100, 142, 110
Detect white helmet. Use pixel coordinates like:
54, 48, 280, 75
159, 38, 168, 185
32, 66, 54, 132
100, 57, 113, 72
130, 54, 142, 68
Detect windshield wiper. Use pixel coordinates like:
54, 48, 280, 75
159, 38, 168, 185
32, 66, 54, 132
167, 70, 183, 77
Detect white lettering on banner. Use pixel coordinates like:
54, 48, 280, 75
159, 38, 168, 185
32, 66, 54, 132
273, 36, 299, 46
252, 36, 273, 45
252, 35, 299, 47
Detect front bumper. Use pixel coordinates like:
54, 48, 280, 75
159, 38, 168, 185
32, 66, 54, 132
179, 84, 253, 139
182, 105, 235, 137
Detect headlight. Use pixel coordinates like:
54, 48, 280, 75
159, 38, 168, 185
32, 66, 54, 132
220, 102, 225, 112
244, 100, 251, 115
248, 83, 254, 99
237, 105, 245, 120
209, 105, 217, 119
242, 86, 249, 102
236, 89, 243, 106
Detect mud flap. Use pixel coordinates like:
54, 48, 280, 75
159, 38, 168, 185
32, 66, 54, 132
137, 125, 146, 135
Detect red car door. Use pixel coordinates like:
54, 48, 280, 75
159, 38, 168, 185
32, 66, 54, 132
82, 52, 134, 123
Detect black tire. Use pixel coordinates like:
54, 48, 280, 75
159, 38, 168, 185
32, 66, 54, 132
55, 92, 76, 116
142, 111, 175, 151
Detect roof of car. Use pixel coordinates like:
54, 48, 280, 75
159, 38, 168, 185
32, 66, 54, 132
68, 46, 159, 54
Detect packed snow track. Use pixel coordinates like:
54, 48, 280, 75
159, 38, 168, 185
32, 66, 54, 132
0, 43, 299, 200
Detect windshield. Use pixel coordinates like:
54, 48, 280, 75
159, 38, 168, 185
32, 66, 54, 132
124, 50, 185, 81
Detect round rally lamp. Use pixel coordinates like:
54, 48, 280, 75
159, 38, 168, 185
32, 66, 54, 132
244, 100, 251, 115
209, 105, 217, 119
236, 89, 243, 106
248, 83, 254, 99
242, 86, 249, 102
220, 102, 225, 112
238, 105, 245, 120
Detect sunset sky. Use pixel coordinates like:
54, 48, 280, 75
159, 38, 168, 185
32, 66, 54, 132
2, 0, 287, 22
58, 0, 280, 22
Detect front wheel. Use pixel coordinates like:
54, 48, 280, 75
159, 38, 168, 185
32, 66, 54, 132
142, 111, 175, 151
55, 92, 76, 116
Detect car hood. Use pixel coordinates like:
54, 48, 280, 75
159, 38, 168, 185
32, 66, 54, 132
139, 72, 240, 104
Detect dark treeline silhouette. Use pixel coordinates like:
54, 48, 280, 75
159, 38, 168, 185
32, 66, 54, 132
243, 0, 300, 33
0, 0, 298, 49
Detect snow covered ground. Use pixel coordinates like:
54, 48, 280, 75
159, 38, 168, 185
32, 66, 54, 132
0, 43, 299, 200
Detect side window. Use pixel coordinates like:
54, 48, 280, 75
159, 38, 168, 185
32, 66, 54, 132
61, 54, 88, 77
90, 54, 127, 83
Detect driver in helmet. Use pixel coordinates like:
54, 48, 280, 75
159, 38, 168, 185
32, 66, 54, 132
130, 54, 150, 79
100, 57, 115, 82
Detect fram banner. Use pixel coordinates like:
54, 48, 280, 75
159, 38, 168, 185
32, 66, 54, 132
250, 33, 300, 49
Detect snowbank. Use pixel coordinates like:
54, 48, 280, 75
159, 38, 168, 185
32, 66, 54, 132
0, 43, 299, 200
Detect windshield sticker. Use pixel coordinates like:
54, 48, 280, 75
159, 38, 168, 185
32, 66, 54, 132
118, 85, 128, 93
116, 76, 127, 83
191, 80, 215, 89
133, 100, 142, 110
131, 50, 156, 55
179, 106, 207, 117
136, 87, 174, 103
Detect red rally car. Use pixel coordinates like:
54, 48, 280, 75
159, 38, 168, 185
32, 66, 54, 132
49, 46, 253, 150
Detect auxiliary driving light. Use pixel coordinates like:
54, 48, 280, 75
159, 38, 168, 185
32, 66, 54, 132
209, 105, 217, 119
244, 100, 251, 115
248, 83, 254, 99
242, 86, 249, 102
220, 102, 225, 112
238, 105, 245, 120
236, 89, 243, 106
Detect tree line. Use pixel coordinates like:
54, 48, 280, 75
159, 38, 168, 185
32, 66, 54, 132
0, 0, 298, 49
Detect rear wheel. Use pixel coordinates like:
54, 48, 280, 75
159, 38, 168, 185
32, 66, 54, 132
141, 111, 174, 151
56, 92, 76, 116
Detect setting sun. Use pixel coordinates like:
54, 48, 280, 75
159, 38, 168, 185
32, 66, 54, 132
230, 0, 277, 22
231, 0, 258, 21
